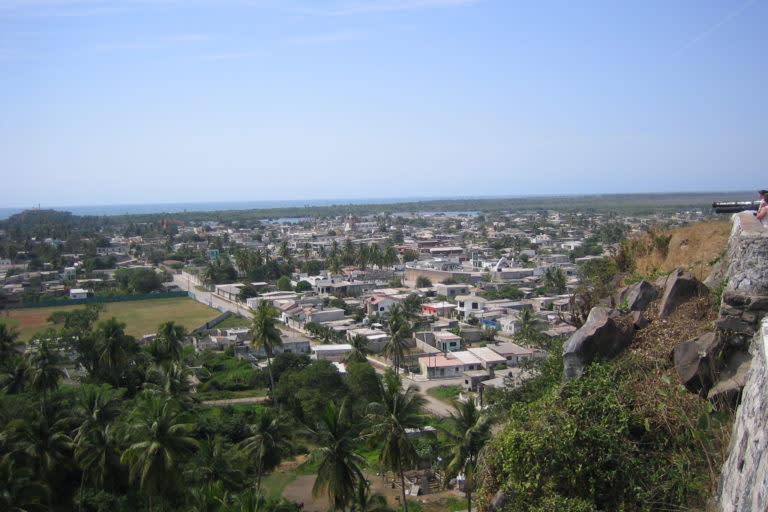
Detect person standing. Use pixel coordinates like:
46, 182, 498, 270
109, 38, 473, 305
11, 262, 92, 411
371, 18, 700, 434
756, 190, 768, 228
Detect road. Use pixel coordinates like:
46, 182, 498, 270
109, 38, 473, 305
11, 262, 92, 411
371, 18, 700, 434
175, 271, 457, 417
173, 271, 253, 318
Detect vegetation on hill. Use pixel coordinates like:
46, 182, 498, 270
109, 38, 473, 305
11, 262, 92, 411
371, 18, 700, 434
478, 222, 734, 511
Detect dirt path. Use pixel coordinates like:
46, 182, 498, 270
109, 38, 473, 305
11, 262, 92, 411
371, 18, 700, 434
200, 397, 269, 406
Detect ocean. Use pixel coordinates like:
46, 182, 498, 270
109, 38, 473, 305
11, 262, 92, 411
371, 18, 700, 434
0, 197, 479, 220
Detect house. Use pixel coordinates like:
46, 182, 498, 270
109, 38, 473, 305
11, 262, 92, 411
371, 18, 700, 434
214, 283, 245, 302
418, 353, 465, 379
467, 347, 507, 369
311, 344, 353, 362
421, 301, 457, 318
346, 328, 390, 353
455, 295, 487, 319
463, 369, 493, 392
366, 295, 399, 317
434, 331, 462, 352
69, 288, 88, 300
488, 341, 544, 366
434, 283, 470, 299
451, 350, 483, 371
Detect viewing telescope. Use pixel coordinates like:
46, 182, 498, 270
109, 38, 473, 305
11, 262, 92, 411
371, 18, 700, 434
711, 201, 760, 214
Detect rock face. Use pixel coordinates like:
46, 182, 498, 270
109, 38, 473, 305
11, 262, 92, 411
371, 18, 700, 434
714, 212, 768, 337
562, 307, 633, 382
715, 319, 768, 511
672, 332, 723, 395
615, 280, 658, 312
707, 351, 752, 405
658, 269, 706, 317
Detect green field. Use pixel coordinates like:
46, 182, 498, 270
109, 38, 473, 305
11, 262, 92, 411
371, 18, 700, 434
2, 297, 220, 340
427, 385, 462, 403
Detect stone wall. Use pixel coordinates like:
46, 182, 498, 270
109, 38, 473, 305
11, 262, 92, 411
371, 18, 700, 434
715, 212, 768, 337
714, 318, 768, 511
713, 212, 768, 511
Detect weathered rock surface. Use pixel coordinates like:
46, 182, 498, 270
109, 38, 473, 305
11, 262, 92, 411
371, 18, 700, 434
715, 319, 768, 511
562, 307, 633, 382
672, 332, 723, 395
658, 269, 706, 318
707, 351, 752, 405
615, 280, 658, 312
631, 310, 650, 330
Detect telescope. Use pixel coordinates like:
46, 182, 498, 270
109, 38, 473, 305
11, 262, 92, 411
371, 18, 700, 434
712, 201, 760, 214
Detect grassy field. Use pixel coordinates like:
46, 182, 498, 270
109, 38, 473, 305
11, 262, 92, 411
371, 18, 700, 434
427, 385, 462, 404
215, 314, 252, 329
2, 297, 220, 340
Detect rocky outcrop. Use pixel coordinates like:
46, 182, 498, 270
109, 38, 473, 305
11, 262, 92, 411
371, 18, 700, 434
714, 212, 768, 337
672, 332, 723, 395
714, 318, 768, 511
707, 351, 751, 405
658, 269, 706, 317
615, 280, 658, 312
562, 307, 633, 382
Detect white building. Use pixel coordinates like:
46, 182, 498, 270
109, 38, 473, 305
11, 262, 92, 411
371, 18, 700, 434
69, 288, 88, 299
311, 344, 353, 362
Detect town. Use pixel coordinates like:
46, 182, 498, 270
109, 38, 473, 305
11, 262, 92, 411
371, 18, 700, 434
0, 200, 718, 511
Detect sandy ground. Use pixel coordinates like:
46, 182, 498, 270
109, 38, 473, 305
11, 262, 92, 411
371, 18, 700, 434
281, 471, 462, 512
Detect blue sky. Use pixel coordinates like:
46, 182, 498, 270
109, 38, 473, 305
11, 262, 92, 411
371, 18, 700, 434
1, 0, 766, 208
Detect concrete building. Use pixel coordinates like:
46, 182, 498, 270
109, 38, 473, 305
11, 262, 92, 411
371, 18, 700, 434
311, 344, 353, 362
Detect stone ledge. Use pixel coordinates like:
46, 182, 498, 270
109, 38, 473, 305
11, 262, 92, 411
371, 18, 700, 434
732, 211, 768, 238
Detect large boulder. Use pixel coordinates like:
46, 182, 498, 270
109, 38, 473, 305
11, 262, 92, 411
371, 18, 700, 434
707, 350, 752, 405
672, 332, 723, 395
658, 269, 707, 317
562, 307, 634, 382
615, 280, 658, 311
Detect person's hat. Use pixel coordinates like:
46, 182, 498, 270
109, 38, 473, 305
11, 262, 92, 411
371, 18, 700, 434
759, 190, 768, 195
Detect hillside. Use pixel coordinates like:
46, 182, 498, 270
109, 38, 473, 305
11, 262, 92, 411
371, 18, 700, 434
629, 221, 730, 281
480, 221, 734, 512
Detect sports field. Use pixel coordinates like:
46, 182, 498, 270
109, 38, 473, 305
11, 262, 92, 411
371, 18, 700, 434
1, 297, 220, 340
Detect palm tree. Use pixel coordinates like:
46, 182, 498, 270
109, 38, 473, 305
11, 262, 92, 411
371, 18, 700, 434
250, 301, 283, 407
347, 334, 371, 364
8, 404, 73, 492
0, 457, 48, 512
73, 385, 123, 491
239, 411, 292, 490
75, 423, 121, 490
186, 480, 231, 512
94, 317, 133, 386
383, 304, 411, 374
121, 394, 198, 506
188, 435, 245, 491
518, 307, 537, 337
25, 339, 63, 396
233, 488, 299, 512
144, 362, 193, 401
366, 371, 426, 512
0, 322, 20, 364
305, 400, 367, 511
0, 354, 28, 394
351, 479, 389, 512
438, 399, 493, 512
149, 321, 186, 366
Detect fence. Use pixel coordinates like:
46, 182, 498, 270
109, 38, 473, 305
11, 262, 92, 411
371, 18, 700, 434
191, 311, 233, 334
20, 291, 190, 309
